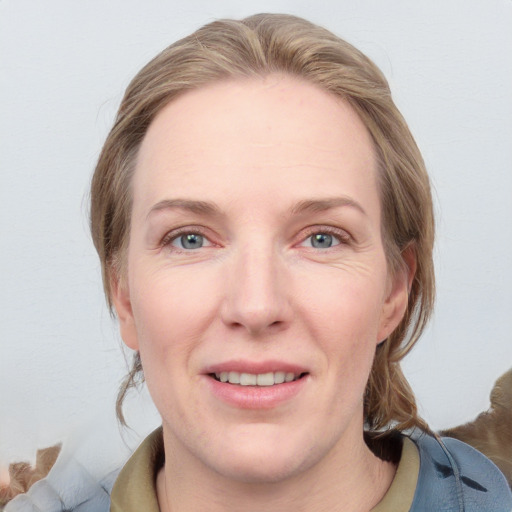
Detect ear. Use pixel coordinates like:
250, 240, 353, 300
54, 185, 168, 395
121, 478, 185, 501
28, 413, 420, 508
110, 272, 140, 351
377, 245, 416, 344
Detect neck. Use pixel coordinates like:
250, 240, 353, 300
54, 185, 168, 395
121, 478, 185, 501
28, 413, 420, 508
156, 426, 396, 512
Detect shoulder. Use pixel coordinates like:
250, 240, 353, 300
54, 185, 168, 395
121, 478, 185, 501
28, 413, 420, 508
408, 430, 512, 511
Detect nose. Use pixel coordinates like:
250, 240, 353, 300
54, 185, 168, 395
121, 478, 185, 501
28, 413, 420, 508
220, 242, 292, 336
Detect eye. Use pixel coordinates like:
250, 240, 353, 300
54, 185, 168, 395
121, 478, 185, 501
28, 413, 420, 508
299, 230, 348, 249
171, 233, 210, 250
309, 233, 338, 249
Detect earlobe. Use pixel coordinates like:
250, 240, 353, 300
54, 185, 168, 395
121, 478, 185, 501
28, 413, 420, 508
110, 273, 140, 351
377, 246, 417, 344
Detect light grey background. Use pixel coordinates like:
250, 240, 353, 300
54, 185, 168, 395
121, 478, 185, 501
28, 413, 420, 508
1, 0, 511, 465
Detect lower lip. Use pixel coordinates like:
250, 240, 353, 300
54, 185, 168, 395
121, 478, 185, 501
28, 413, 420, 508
204, 375, 308, 409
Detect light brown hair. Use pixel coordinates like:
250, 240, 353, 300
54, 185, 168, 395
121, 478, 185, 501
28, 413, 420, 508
90, 13, 435, 432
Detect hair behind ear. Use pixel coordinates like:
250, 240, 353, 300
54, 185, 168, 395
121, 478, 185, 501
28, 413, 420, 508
365, 243, 430, 433
116, 352, 145, 427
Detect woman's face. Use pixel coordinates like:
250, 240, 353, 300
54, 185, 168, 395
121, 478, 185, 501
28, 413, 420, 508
113, 75, 409, 483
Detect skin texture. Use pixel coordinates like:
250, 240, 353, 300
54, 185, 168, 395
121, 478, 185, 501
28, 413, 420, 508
112, 75, 412, 512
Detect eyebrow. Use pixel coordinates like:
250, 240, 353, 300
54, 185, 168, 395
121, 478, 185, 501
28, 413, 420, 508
146, 196, 367, 220
146, 199, 222, 220
290, 197, 367, 217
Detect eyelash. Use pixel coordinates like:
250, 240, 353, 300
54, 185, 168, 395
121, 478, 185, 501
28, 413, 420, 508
159, 225, 351, 252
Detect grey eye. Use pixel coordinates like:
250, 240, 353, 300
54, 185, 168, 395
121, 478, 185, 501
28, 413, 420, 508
310, 233, 334, 248
176, 233, 204, 250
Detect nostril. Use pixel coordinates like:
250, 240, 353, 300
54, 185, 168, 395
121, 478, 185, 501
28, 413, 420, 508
268, 320, 287, 332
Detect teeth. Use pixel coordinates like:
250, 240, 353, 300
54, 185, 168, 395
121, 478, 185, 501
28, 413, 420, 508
274, 371, 285, 384
240, 373, 257, 386
256, 372, 274, 386
214, 371, 303, 386
228, 371, 240, 384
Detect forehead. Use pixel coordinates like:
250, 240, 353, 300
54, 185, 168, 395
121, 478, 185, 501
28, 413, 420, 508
133, 75, 379, 219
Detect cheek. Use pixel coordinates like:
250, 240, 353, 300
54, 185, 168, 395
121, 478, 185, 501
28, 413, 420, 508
297, 270, 386, 391
128, 272, 213, 415
131, 264, 218, 340
299, 270, 386, 343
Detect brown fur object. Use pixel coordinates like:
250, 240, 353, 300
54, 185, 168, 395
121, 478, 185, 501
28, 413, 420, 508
0, 444, 61, 509
441, 368, 512, 488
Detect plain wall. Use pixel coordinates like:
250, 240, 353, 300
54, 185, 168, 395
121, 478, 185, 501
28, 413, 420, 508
1, 0, 511, 465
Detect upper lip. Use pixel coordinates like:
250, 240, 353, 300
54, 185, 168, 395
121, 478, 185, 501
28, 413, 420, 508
202, 360, 309, 375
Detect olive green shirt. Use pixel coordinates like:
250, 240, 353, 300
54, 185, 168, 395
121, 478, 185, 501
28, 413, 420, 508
110, 427, 419, 512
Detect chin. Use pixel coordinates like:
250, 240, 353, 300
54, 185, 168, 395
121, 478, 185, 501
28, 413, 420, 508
203, 428, 320, 484
215, 453, 305, 484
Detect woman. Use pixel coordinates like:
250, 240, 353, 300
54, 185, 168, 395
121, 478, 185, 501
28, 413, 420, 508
89, 14, 511, 512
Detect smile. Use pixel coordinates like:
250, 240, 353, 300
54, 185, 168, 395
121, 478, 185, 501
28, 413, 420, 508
212, 371, 305, 386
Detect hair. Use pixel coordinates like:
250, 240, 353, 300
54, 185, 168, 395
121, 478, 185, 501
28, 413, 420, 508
90, 13, 435, 433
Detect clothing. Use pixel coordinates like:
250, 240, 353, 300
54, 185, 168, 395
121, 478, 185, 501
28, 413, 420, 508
5, 427, 511, 511
372, 435, 420, 511
109, 427, 512, 512
3, 409, 134, 512
110, 428, 164, 512
408, 432, 512, 511
4, 460, 119, 512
